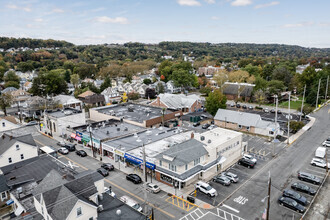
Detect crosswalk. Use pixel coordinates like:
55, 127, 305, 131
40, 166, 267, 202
179, 208, 245, 220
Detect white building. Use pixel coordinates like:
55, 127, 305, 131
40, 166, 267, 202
53, 95, 83, 111
0, 134, 38, 167
0, 116, 20, 132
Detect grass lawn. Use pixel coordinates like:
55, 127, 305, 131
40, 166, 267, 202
279, 100, 303, 109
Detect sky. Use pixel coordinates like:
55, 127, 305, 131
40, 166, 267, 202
0, 0, 330, 48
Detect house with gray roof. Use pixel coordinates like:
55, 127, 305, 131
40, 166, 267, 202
0, 133, 38, 168
53, 94, 82, 111
222, 82, 255, 102
150, 93, 202, 113
214, 109, 282, 137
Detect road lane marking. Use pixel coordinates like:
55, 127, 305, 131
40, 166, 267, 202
34, 138, 176, 218
305, 168, 326, 177
222, 204, 240, 213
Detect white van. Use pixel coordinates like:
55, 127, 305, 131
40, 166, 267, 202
315, 147, 326, 158
119, 195, 143, 212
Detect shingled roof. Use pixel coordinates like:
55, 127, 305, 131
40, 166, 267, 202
0, 133, 36, 156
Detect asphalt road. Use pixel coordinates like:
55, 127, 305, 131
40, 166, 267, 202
217, 104, 330, 220
33, 134, 189, 220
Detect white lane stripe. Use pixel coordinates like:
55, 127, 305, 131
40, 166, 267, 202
222, 204, 240, 213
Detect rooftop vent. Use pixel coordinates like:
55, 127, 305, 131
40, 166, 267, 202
124, 127, 128, 131
200, 136, 205, 141
208, 139, 212, 144
106, 131, 110, 135
117, 128, 120, 131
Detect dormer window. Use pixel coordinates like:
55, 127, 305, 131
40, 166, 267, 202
2, 122, 5, 127
16, 145, 20, 150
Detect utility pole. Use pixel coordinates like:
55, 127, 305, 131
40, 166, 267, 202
17, 102, 22, 123
325, 150, 328, 173
300, 84, 306, 121
325, 76, 329, 101
88, 124, 95, 158
316, 78, 321, 109
142, 143, 148, 214
287, 92, 291, 144
266, 172, 271, 220
273, 95, 278, 157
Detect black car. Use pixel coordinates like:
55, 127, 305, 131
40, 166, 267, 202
236, 104, 241, 108
242, 105, 247, 109
298, 172, 321, 185
202, 124, 210, 129
237, 158, 255, 168
193, 122, 200, 127
277, 109, 282, 114
278, 196, 305, 213
97, 168, 109, 177
212, 176, 231, 186
126, 174, 142, 184
64, 143, 76, 152
283, 189, 307, 206
101, 163, 114, 171
291, 182, 316, 195
270, 109, 276, 113
76, 150, 87, 157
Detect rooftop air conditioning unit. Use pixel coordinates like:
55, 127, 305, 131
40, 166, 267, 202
117, 128, 120, 131
124, 127, 128, 131
200, 136, 205, 141
208, 140, 212, 144
98, 194, 103, 201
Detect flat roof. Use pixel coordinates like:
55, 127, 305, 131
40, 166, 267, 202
74, 119, 145, 141
194, 127, 242, 147
47, 108, 82, 118
103, 127, 185, 153
94, 103, 174, 123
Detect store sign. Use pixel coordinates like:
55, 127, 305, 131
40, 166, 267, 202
76, 131, 82, 141
124, 153, 156, 170
71, 133, 76, 138
114, 149, 125, 157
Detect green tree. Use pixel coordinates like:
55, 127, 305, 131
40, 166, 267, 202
17, 61, 34, 72
4, 70, 20, 88
253, 90, 266, 106
143, 78, 152, 85
70, 74, 80, 88
127, 92, 140, 100
30, 71, 68, 96
0, 93, 13, 116
254, 76, 268, 92
288, 121, 304, 133
242, 64, 262, 76
64, 69, 71, 83
205, 89, 227, 116
100, 76, 111, 92
63, 61, 75, 72
272, 66, 292, 87
171, 69, 198, 89
156, 82, 165, 94
261, 64, 275, 80
200, 86, 212, 96
73, 62, 97, 79
267, 80, 285, 96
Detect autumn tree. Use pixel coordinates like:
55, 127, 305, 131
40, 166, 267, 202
254, 90, 267, 106
213, 70, 228, 91
0, 93, 13, 116
70, 74, 80, 88
205, 89, 227, 116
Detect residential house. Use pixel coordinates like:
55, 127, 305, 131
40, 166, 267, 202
67, 83, 75, 94
21, 96, 47, 118
43, 108, 86, 137
1, 87, 17, 94
222, 82, 255, 102
101, 87, 121, 104
0, 116, 20, 132
0, 175, 9, 203
214, 109, 282, 137
82, 78, 95, 84
94, 79, 104, 88
0, 133, 38, 167
23, 81, 32, 91
150, 93, 202, 113
78, 90, 105, 107
198, 66, 221, 77
10, 89, 31, 107
166, 81, 181, 94
53, 95, 83, 111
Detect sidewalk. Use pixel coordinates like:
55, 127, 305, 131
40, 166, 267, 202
288, 116, 315, 145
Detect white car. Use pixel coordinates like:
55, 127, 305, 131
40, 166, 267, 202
311, 158, 330, 169
264, 108, 269, 113
243, 154, 257, 164
195, 181, 217, 197
322, 141, 330, 147
146, 183, 161, 193
208, 125, 216, 130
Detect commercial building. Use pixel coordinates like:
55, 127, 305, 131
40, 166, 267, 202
222, 82, 255, 102
89, 103, 183, 128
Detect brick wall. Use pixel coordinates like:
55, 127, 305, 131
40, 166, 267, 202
150, 97, 168, 108
145, 110, 182, 127
214, 120, 255, 133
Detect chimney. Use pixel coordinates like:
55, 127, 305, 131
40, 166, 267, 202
157, 96, 160, 106
191, 132, 194, 139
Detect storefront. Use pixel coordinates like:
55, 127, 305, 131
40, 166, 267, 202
102, 144, 115, 160
124, 153, 156, 170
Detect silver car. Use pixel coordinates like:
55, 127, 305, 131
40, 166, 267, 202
221, 172, 239, 183
146, 183, 161, 193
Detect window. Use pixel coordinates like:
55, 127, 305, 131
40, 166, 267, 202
41, 207, 44, 214
237, 141, 239, 145
1, 192, 6, 199
159, 160, 162, 167
77, 207, 82, 216
185, 164, 188, 171
238, 125, 242, 129
16, 145, 20, 150
269, 131, 274, 135
171, 165, 176, 172
53, 122, 56, 132
8, 158, 12, 163
168, 163, 171, 170
194, 158, 200, 166
89, 218, 93, 220
21, 154, 24, 160
2, 122, 5, 127
247, 126, 250, 131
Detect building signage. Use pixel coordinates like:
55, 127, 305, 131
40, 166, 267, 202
114, 149, 125, 157
71, 133, 76, 139
124, 153, 156, 170
75, 131, 82, 141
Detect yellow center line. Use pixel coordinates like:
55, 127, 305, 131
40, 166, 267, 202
34, 138, 176, 219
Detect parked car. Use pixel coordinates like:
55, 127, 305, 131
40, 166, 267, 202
64, 143, 76, 152
230, 103, 235, 107
237, 158, 255, 168
291, 182, 316, 195
97, 168, 109, 177
208, 125, 216, 130
322, 140, 330, 147
26, 121, 38, 126
58, 147, 69, 155
242, 105, 247, 109
57, 141, 67, 147
277, 109, 282, 114
202, 124, 210, 129
101, 163, 115, 171
243, 154, 257, 164
264, 108, 269, 113
283, 189, 307, 206
236, 104, 241, 108
120, 196, 143, 212
298, 172, 321, 185
270, 109, 276, 113
248, 106, 254, 110
104, 186, 116, 197
212, 175, 231, 186
221, 172, 239, 183
126, 174, 142, 184
76, 150, 87, 157
193, 122, 200, 127
195, 181, 217, 197
278, 196, 306, 213
310, 158, 330, 168
146, 183, 161, 193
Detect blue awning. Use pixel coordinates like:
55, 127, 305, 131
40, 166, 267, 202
124, 153, 156, 170
6, 199, 14, 205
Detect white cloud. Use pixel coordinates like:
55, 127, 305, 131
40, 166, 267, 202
23, 7, 32, 12
177, 0, 201, 6
231, 0, 252, 6
6, 4, 18, 9
6, 4, 31, 12
204, 0, 216, 3
283, 22, 314, 28
94, 16, 129, 24
34, 18, 43, 22
211, 16, 220, 20
52, 8, 65, 13
255, 1, 279, 9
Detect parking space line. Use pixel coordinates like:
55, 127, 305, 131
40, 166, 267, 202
277, 204, 303, 216
222, 204, 239, 213
305, 168, 327, 176
265, 152, 271, 157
